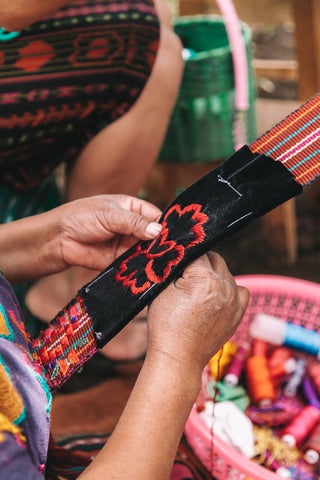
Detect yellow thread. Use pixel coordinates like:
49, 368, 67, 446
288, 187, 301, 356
0, 364, 24, 422
208, 341, 237, 379
0, 412, 26, 443
253, 426, 300, 466
0, 309, 10, 336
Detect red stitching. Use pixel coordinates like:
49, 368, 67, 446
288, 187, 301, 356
115, 203, 208, 294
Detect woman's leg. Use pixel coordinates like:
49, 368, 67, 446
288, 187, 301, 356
26, 4, 183, 360
66, 10, 183, 200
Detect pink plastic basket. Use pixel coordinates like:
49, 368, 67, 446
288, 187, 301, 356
184, 274, 320, 480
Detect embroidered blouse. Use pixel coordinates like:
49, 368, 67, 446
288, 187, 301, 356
0, 274, 97, 477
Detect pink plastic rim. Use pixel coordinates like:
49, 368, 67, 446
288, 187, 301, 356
184, 274, 320, 480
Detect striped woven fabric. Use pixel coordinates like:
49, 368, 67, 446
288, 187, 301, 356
250, 93, 320, 186
31, 295, 97, 391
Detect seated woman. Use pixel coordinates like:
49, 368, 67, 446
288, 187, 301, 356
0, 193, 249, 479
0, 0, 183, 360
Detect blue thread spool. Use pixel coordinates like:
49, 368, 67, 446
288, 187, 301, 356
250, 313, 320, 358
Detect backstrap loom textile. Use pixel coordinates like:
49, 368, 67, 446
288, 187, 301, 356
75, 95, 320, 350
0, 0, 159, 191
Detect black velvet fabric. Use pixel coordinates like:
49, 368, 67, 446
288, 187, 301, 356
79, 146, 303, 348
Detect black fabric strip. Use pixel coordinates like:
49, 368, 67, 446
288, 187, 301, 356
79, 145, 303, 348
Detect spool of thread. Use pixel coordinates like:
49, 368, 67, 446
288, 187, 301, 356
246, 355, 276, 407
251, 338, 269, 357
281, 405, 320, 448
304, 420, 320, 465
308, 362, 320, 397
269, 358, 297, 381
302, 377, 320, 409
268, 347, 293, 369
182, 48, 196, 60
224, 342, 250, 386
283, 358, 306, 398
264, 451, 291, 478
208, 341, 237, 379
250, 313, 320, 358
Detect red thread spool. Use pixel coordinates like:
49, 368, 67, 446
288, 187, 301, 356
308, 362, 320, 397
268, 347, 292, 369
251, 338, 269, 357
269, 358, 297, 381
281, 405, 320, 448
246, 355, 277, 407
304, 420, 320, 464
224, 342, 250, 386
264, 451, 291, 478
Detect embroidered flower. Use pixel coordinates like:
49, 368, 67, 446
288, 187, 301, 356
115, 203, 208, 294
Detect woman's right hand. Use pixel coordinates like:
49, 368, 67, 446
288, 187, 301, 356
78, 252, 249, 480
147, 252, 249, 375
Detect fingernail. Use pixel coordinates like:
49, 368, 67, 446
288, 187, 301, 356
146, 222, 162, 237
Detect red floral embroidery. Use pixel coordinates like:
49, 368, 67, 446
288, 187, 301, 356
115, 203, 208, 295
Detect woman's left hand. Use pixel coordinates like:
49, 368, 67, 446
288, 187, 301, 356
56, 194, 162, 271
0, 194, 162, 284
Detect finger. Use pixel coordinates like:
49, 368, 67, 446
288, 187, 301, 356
117, 195, 162, 223
178, 253, 212, 279
105, 208, 163, 240
207, 251, 231, 279
173, 254, 213, 291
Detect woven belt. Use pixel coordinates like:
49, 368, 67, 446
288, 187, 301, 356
61, 95, 320, 349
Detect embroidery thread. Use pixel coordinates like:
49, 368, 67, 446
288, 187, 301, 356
115, 203, 209, 294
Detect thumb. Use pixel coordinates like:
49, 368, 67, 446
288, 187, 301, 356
106, 209, 163, 240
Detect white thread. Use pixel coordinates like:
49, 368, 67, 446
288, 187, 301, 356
227, 212, 253, 228
139, 283, 156, 299
217, 175, 242, 197
84, 267, 113, 292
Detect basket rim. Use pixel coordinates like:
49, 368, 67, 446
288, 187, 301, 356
174, 14, 252, 62
234, 273, 320, 300
185, 273, 320, 480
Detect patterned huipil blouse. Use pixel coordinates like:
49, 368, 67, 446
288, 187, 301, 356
0, 273, 98, 477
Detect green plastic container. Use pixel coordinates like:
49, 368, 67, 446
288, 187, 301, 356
159, 15, 256, 163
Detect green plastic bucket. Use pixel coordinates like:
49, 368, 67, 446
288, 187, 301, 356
159, 15, 256, 163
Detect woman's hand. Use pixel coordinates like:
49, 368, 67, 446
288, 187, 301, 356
55, 194, 162, 271
0, 194, 162, 284
78, 252, 248, 480
147, 252, 249, 375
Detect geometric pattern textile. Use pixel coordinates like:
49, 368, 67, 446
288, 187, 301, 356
32, 295, 97, 391
0, 0, 159, 190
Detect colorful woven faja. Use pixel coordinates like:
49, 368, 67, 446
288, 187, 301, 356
33, 94, 320, 389
250, 93, 320, 185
